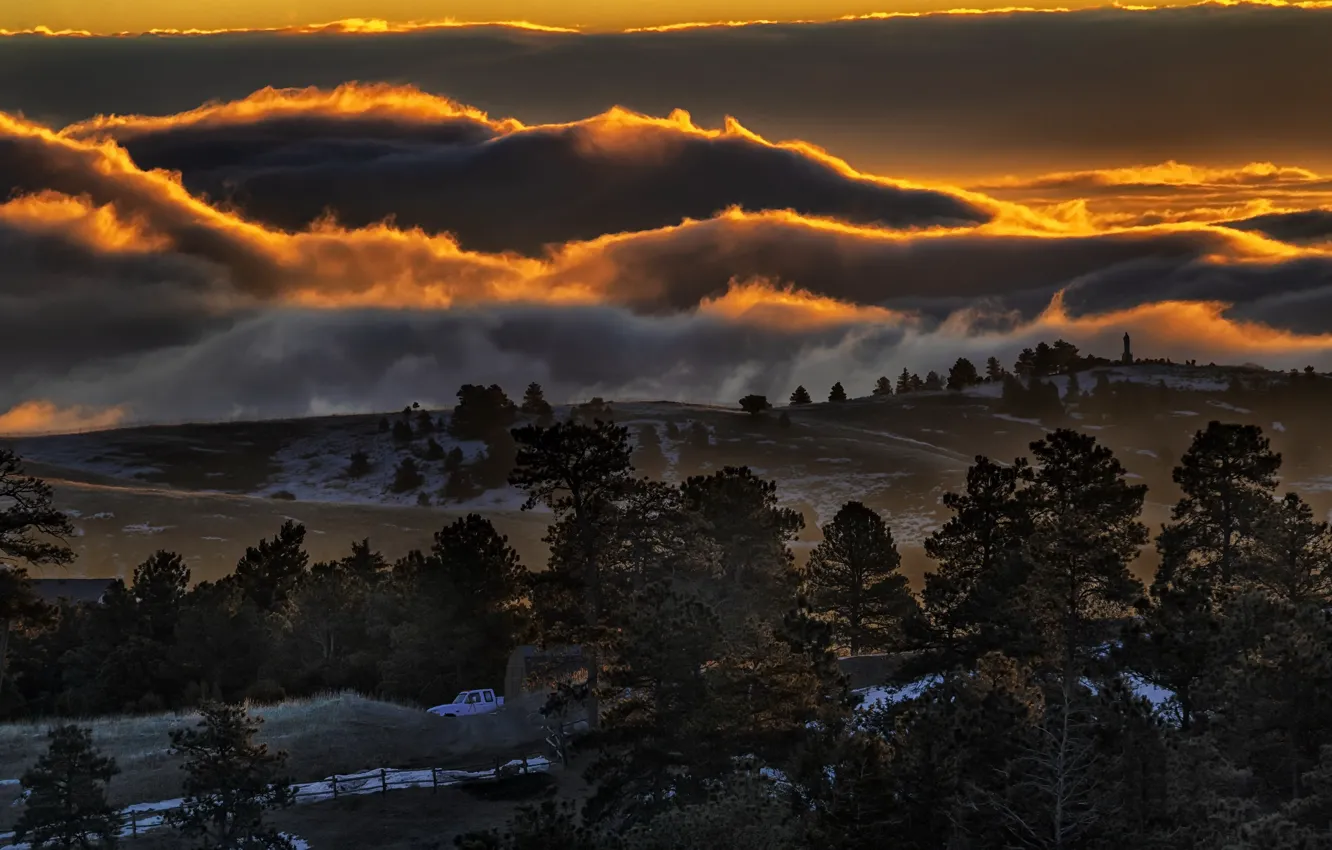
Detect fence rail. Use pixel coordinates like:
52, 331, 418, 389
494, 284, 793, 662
2, 755, 550, 848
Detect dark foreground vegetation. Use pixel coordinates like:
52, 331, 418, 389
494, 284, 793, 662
5, 398, 1332, 847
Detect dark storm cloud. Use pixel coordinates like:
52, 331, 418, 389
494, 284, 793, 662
5, 7, 1332, 178
1225, 210, 1332, 245
87, 107, 988, 254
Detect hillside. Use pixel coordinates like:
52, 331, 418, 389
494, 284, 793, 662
9, 361, 1332, 585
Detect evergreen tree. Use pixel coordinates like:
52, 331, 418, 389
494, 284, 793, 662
918, 456, 1033, 668
805, 501, 915, 655
1021, 429, 1148, 675
681, 466, 804, 617
390, 418, 413, 444
1157, 421, 1281, 588
381, 515, 527, 705
946, 358, 980, 391
376, 416, 389, 433
444, 446, 465, 473
923, 371, 943, 391
986, 356, 1005, 382
896, 368, 914, 395
14, 725, 120, 850
828, 383, 848, 403
449, 384, 518, 441
510, 420, 635, 729
391, 457, 425, 493
872, 376, 894, 396
1255, 492, 1332, 605
131, 550, 190, 644
425, 437, 445, 461
909, 373, 925, 392
230, 522, 308, 612
521, 382, 554, 420
166, 702, 295, 850
345, 450, 371, 478
1, 451, 72, 698
632, 425, 669, 480
414, 409, 435, 435
789, 386, 812, 405
739, 395, 772, 417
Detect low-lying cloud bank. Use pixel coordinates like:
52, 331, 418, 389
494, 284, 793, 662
58, 85, 990, 255
4, 86, 1332, 431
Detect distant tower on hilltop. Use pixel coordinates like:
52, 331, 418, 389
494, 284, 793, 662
1122, 332, 1134, 365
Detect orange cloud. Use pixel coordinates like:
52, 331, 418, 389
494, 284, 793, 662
696, 279, 916, 329
1035, 290, 1332, 354
0, 19, 574, 38
0, 401, 128, 436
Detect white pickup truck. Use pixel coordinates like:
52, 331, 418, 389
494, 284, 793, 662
427, 688, 504, 717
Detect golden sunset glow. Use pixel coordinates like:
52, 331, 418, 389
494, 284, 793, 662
0, 401, 128, 436
8, 0, 1332, 37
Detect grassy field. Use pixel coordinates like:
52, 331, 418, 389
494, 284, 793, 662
0, 693, 552, 831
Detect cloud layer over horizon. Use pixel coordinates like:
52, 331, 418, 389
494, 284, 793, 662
4, 79, 1332, 434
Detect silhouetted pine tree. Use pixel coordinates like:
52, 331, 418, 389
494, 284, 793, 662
805, 501, 915, 655
872, 376, 893, 396
166, 702, 295, 849
789, 386, 812, 405
14, 725, 120, 850
828, 383, 848, 403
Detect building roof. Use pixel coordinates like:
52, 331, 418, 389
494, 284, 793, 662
29, 578, 117, 604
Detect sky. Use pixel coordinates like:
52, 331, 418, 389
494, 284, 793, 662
2, 0, 1254, 33
2, 2, 1332, 432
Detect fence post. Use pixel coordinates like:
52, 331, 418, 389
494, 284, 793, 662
431, 767, 438, 793
380, 768, 388, 795
130, 811, 137, 836
331, 774, 338, 799
522, 756, 528, 774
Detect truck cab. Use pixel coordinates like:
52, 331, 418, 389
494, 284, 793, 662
427, 688, 504, 717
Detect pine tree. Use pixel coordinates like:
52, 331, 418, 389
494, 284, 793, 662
909, 373, 925, 392
444, 446, 465, 473
425, 437, 445, 461
739, 395, 771, 417
381, 515, 527, 705
230, 521, 308, 612
986, 356, 1005, 382
946, 358, 980, 391
131, 550, 190, 643
377, 416, 390, 433
510, 420, 635, 729
390, 419, 413, 444
415, 409, 435, 435
681, 466, 804, 617
919, 456, 1032, 668
896, 368, 914, 394
391, 457, 425, 493
346, 450, 371, 478
1255, 492, 1332, 605
921, 371, 942, 391
1022, 429, 1148, 675
14, 725, 121, 850
1, 451, 73, 697
1157, 421, 1281, 588
632, 425, 669, 480
449, 384, 518, 441
872, 376, 894, 396
805, 501, 915, 655
521, 382, 554, 420
789, 386, 812, 405
166, 702, 295, 850
828, 382, 848, 403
